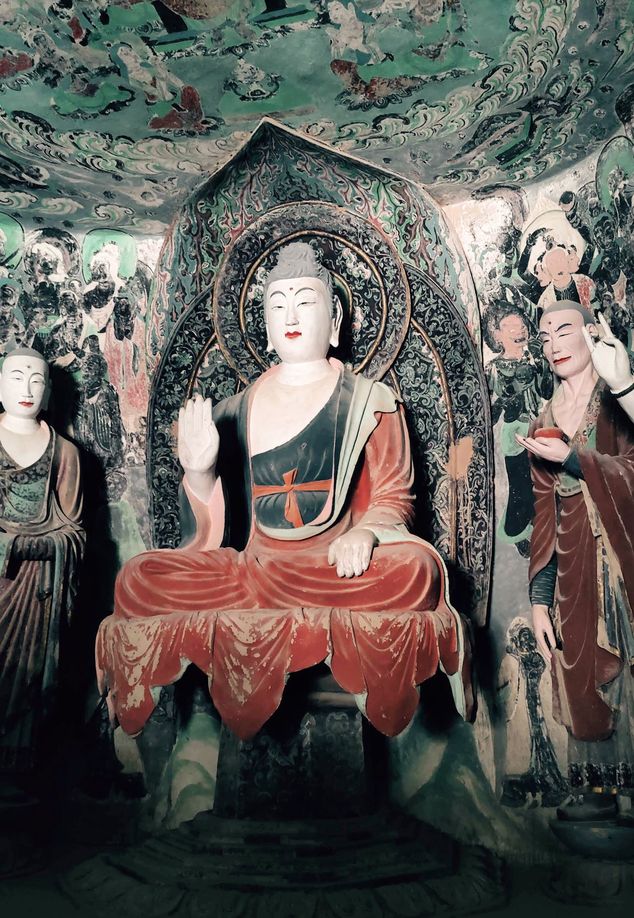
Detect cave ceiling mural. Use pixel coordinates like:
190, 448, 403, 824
0, 0, 632, 232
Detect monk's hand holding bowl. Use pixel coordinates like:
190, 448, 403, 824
515, 431, 571, 464
328, 527, 377, 578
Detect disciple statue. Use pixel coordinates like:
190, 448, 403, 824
0, 348, 85, 786
516, 302, 634, 819
98, 243, 469, 743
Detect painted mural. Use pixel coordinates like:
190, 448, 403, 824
0, 2, 632, 233
0, 218, 160, 637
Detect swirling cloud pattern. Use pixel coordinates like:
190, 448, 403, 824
0, 0, 630, 227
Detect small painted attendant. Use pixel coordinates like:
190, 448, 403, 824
484, 302, 552, 555
517, 302, 634, 818
0, 348, 84, 788
101, 243, 468, 740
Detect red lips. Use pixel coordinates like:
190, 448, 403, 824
18, 401, 34, 406
553, 356, 571, 365
285, 331, 302, 338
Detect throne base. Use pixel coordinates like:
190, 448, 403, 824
214, 664, 387, 820
62, 807, 506, 917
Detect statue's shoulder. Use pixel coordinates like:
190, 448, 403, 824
213, 388, 249, 427
346, 370, 400, 414
51, 427, 80, 459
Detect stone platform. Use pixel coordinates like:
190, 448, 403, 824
61, 807, 506, 917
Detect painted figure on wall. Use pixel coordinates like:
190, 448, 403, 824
0, 348, 85, 787
517, 302, 634, 817
484, 301, 552, 555
80, 230, 149, 435
98, 242, 469, 741
497, 617, 568, 808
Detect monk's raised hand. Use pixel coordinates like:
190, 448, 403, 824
177, 394, 219, 473
582, 313, 633, 393
328, 528, 377, 578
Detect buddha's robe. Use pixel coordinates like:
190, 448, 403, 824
99, 366, 470, 739
529, 385, 634, 784
0, 426, 84, 771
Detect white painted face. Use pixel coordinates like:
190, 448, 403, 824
538, 308, 596, 380
264, 276, 340, 364
0, 354, 49, 419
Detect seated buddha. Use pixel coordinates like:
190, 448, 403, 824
99, 243, 469, 740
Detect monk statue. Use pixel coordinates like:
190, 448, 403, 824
98, 243, 468, 750
0, 347, 85, 790
516, 302, 634, 821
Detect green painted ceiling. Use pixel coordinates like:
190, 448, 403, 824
0, 0, 632, 232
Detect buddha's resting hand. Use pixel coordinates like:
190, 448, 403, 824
178, 395, 219, 474
531, 604, 555, 663
328, 527, 377, 578
582, 313, 633, 392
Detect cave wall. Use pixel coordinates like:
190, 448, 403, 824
1, 121, 633, 851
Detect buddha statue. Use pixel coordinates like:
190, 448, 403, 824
97, 243, 469, 750
0, 347, 84, 788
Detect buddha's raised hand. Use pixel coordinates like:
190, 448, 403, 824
178, 394, 219, 474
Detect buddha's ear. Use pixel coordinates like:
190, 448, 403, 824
265, 322, 274, 353
330, 295, 343, 348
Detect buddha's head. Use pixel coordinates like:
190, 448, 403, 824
0, 347, 49, 419
538, 301, 597, 380
263, 243, 342, 364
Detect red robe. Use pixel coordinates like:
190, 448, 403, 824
97, 368, 470, 739
529, 386, 634, 742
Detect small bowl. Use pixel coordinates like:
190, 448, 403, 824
534, 427, 565, 439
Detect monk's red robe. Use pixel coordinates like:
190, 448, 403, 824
97, 367, 470, 739
529, 385, 634, 745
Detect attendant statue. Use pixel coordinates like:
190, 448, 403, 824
0, 348, 84, 787
99, 243, 469, 746
516, 302, 634, 820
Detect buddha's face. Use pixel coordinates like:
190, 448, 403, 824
265, 276, 339, 364
538, 308, 596, 380
0, 354, 49, 419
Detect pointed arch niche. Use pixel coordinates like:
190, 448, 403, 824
147, 120, 493, 625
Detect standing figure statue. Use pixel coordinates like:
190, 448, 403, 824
517, 302, 634, 818
99, 243, 469, 743
0, 348, 85, 790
